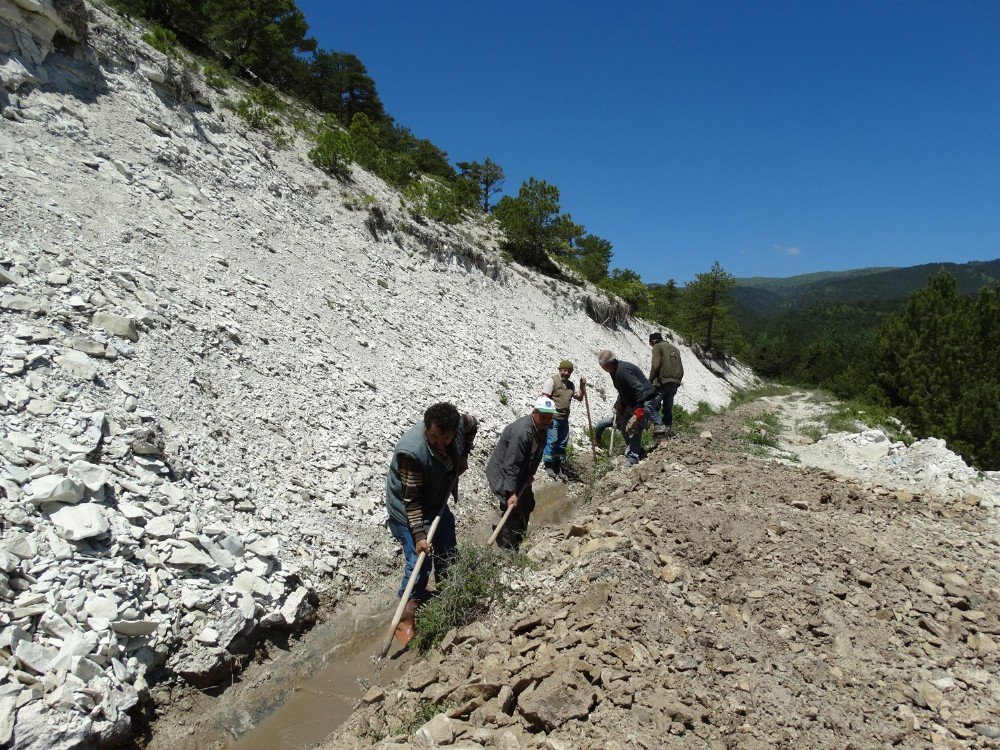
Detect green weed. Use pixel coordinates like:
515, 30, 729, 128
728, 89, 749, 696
728, 382, 793, 408
821, 399, 911, 443
798, 424, 824, 442
202, 63, 230, 91
411, 544, 509, 653
743, 412, 781, 450
142, 24, 178, 56
671, 401, 714, 434
404, 700, 454, 733
232, 86, 291, 147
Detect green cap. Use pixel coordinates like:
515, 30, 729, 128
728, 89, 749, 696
559, 359, 574, 370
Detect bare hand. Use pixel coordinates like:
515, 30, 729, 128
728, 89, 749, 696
580, 376, 587, 386
507, 493, 518, 509
416, 539, 432, 556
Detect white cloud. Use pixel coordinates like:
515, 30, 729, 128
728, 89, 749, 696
775, 244, 802, 257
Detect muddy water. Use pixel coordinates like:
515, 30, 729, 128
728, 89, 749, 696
220, 482, 576, 749
229, 627, 412, 750
531, 481, 573, 525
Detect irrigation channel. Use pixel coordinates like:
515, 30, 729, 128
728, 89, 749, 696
148, 482, 577, 750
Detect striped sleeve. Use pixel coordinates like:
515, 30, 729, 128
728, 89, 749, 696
397, 453, 427, 543
461, 413, 479, 455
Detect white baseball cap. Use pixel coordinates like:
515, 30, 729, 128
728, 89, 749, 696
533, 396, 559, 414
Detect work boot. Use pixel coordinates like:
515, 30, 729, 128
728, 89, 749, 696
394, 598, 420, 646
545, 465, 558, 480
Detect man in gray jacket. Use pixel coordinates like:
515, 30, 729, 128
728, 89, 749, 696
485, 396, 557, 550
385, 402, 478, 645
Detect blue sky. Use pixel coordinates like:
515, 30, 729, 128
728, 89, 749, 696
296, 1, 1000, 284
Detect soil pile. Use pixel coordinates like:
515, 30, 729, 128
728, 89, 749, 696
328, 404, 1000, 749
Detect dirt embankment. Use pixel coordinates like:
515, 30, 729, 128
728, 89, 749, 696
327, 403, 1000, 749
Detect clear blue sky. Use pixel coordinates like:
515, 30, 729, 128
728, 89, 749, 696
296, 1, 1000, 284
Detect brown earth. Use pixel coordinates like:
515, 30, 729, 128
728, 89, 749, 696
326, 403, 1000, 749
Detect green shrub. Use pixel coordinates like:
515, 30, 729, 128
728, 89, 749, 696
310, 119, 353, 178
404, 176, 470, 224
412, 544, 508, 653
233, 86, 289, 146
378, 150, 417, 188
202, 63, 230, 91
142, 24, 178, 56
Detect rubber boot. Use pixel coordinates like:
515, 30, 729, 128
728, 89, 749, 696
394, 598, 420, 646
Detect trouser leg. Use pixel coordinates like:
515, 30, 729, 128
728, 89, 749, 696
388, 517, 429, 602
660, 383, 678, 427
645, 394, 664, 428
543, 421, 559, 468
625, 425, 646, 464
594, 417, 613, 446
430, 505, 457, 588
497, 488, 536, 551
552, 417, 569, 473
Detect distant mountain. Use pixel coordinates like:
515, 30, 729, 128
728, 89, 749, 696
734, 258, 1000, 317
737, 267, 897, 292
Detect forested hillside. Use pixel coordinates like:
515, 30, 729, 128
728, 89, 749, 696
734, 258, 1000, 315
740, 266, 1000, 470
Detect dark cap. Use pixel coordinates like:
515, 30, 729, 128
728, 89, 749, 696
649, 332, 663, 343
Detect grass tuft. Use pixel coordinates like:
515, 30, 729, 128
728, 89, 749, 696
411, 544, 511, 653
728, 383, 793, 408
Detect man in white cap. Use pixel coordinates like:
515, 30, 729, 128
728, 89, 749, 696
485, 396, 558, 550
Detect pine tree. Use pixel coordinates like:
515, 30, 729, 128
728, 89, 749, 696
874, 271, 1000, 469
493, 178, 582, 270
456, 158, 505, 212
678, 261, 739, 351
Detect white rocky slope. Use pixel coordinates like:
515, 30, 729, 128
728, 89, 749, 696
0, 3, 753, 747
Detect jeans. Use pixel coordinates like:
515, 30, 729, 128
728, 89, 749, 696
496, 487, 536, 551
543, 417, 570, 471
387, 505, 457, 601
658, 382, 679, 427
594, 416, 621, 447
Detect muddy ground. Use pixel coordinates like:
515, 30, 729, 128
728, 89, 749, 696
145, 400, 999, 749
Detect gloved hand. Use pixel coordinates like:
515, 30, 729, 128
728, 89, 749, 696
626, 407, 645, 437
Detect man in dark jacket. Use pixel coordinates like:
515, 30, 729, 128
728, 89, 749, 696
648, 332, 684, 436
595, 350, 662, 465
385, 402, 478, 645
485, 396, 557, 550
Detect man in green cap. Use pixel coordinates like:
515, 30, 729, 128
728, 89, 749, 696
539, 359, 587, 480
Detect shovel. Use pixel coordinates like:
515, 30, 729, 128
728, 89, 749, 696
583, 389, 597, 461
487, 481, 531, 546
377, 480, 456, 661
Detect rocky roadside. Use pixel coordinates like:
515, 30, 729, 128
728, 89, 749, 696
327, 404, 1000, 749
